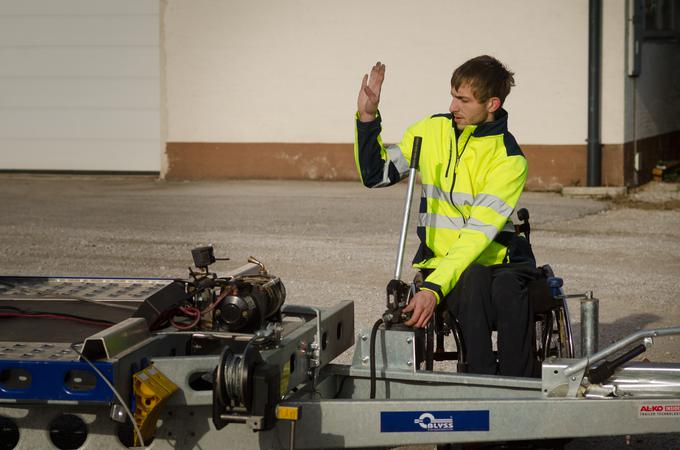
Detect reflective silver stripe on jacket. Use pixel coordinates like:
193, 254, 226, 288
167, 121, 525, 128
418, 213, 465, 230
472, 193, 514, 217
422, 185, 515, 220
465, 218, 499, 241
419, 213, 508, 242
421, 184, 473, 206
372, 144, 410, 187
387, 145, 410, 176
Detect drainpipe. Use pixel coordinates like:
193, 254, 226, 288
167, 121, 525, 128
587, 0, 602, 186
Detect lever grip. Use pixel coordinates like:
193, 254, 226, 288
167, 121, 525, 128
410, 136, 422, 169
587, 343, 647, 384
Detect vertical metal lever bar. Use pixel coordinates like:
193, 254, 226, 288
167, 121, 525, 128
394, 137, 422, 280
580, 295, 599, 357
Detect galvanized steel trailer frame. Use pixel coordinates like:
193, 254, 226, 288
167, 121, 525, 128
1, 274, 680, 448
3, 327, 680, 449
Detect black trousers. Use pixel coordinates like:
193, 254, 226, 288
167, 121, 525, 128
444, 262, 540, 377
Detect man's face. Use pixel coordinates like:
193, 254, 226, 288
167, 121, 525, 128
449, 83, 495, 131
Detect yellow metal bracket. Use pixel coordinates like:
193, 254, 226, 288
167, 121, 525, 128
132, 364, 178, 446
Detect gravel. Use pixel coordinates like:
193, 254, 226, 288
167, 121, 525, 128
0, 174, 678, 449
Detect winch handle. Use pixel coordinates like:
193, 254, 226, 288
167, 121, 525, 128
410, 136, 422, 169
394, 136, 422, 281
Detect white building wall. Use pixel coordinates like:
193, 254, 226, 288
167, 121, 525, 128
0, 0, 161, 171
164, 0, 628, 147
2, 0, 671, 174
602, 0, 627, 144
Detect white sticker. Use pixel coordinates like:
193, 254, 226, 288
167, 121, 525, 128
638, 402, 680, 418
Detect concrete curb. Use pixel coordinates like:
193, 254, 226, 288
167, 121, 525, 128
561, 186, 628, 198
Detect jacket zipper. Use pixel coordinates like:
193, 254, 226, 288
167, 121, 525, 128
444, 124, 459, 177
444, 137, 453, 177
449, 133, 472, 224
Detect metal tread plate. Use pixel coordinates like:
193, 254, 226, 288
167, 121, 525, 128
0, 276, 171, 302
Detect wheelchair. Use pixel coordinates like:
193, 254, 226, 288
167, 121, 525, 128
417, 208, 575, 374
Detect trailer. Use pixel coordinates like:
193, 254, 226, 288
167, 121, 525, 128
0, 246, 679, 450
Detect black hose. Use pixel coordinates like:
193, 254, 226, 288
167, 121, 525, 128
369, 318, 383, 399
425, 324, 434, 371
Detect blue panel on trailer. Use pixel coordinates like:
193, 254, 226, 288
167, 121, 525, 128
380, 410, 490, 432
0, 358, 115, 402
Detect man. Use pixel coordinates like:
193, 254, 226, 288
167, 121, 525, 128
355, 56, 538, 377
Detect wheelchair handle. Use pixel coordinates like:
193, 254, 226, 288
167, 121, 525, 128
517, 208, 529, 222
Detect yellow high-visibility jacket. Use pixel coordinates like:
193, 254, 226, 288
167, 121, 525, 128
354, 109, 528, 302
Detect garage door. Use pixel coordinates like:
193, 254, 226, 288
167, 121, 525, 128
0, 0, 160, 172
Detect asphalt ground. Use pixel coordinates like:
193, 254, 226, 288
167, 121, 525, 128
0, 174, 678, 449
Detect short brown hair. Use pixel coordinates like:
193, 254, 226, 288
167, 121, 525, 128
451, 55, 515, 104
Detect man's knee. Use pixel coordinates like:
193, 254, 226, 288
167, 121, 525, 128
491, 271, 533, 329
493, 270, 523, 288
492, 271, 527, 302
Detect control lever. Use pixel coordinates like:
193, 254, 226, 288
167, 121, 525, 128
383, 136, 422, 327
371, 137, 422, 399
587, 343, 647, 385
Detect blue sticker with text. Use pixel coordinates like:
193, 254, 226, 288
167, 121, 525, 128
380, 410, 489, 432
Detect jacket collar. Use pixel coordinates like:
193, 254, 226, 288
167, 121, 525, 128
463, 108, 509, 137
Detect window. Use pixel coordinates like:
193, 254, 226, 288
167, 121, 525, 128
643, 0, 679, 39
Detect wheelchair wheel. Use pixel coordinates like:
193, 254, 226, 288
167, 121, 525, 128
535, 265, 575, 359
535, 309, 572, 360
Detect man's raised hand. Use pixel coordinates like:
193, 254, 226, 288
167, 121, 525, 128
357, 62, 385, 122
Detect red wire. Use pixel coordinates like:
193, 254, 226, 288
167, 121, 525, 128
200, 290, 228, 315
0, 312, 112, 327
170, 288, 229, 331
171, 305, 201, 330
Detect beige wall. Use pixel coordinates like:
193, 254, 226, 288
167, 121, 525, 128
602, 0, 627, 144
164, 0, 633, 150
163, 0, 680, 187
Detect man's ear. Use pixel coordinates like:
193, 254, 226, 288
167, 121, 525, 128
486, 97, 501, 113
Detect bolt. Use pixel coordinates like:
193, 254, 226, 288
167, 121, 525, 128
571, 376, 576, 381
407, 360, 413, 366
110, 405, 127, 423
360, 334, 367, 341
406, 337, 413, 344
362, 356, 369, 363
